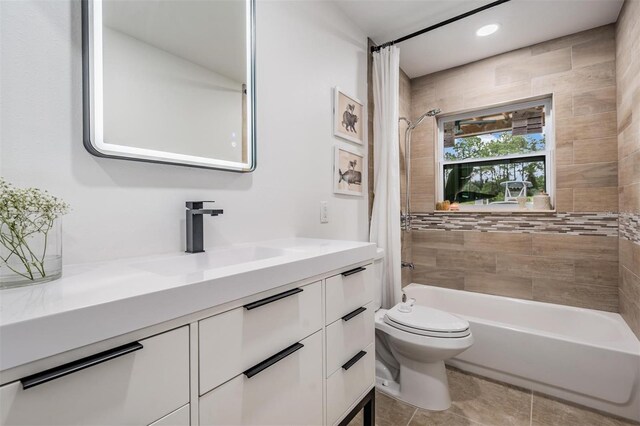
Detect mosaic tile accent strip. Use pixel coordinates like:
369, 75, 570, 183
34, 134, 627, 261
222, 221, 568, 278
410, 212, 618, 237
620, 212, 640, 244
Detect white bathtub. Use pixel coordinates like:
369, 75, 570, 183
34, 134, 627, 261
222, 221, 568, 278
403, 283, 640, 422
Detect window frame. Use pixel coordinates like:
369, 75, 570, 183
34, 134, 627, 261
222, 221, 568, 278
435, 96, 555, 210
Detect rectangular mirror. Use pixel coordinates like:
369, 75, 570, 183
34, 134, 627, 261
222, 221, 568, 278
81, 0, 256, 172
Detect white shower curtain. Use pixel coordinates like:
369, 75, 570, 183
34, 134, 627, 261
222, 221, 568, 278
370, 46, 402, 309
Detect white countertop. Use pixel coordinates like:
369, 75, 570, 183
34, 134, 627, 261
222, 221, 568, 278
0, 238, 377, 371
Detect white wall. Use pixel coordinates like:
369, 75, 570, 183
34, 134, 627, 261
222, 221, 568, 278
0, 0, 369, 265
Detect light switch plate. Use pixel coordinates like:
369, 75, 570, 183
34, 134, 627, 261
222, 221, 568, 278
320, 201, 329, 223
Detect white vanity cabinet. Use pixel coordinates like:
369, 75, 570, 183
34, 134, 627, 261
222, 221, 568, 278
0, 252, 377, 426
0, 326, 190, 426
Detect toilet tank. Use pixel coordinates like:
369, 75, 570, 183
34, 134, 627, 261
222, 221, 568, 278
373, 248, 384, 310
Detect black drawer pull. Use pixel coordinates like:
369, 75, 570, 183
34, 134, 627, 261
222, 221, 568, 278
342, 266, 366, 277
244, 288, 303, 310
21, 342, 143, 390
244, 342, 304, 378
342, 306, 367, 322
342, 350, 367, 371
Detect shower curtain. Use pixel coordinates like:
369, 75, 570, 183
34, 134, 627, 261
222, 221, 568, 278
370, 45, 402, 309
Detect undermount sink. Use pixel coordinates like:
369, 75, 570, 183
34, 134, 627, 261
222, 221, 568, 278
132, 246, 288, 276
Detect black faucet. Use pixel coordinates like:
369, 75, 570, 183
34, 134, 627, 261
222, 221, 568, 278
186, 201, 223, 253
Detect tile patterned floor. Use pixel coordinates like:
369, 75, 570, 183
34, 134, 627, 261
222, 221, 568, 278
348, 367, 639, 426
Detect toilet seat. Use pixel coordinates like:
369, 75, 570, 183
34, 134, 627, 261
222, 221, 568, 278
384, 304, 470, 338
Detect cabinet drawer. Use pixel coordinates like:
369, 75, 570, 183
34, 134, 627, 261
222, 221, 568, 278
326, 342, 375, 426
148, 404, 190, 426
326, 302, 375, 377
199, 280, 322, 394
0, 326, 189, 426
325, 264, 374, 325
199, 330, 323, 426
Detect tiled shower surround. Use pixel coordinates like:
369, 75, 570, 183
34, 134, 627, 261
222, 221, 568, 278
393, 24, 638, 317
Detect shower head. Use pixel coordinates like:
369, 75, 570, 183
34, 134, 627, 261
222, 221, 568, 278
409, 108, 441, 129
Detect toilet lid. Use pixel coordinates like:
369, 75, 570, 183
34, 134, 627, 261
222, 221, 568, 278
384, 304, 470, 337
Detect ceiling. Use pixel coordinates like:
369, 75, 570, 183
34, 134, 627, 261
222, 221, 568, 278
334, 0, 624, 78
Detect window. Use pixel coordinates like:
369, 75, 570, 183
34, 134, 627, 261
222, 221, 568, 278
437, 98, 553, 210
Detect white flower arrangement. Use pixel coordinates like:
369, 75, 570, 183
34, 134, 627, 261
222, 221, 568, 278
0, 179, 70, 281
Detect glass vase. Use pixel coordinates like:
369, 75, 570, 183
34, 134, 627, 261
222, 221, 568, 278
0, 217, 63, 289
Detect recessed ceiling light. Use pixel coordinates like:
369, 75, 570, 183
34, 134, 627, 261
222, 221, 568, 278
476, 24, 499, 37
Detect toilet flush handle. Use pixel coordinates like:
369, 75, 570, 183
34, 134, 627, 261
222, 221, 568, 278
397, 298, 416, 313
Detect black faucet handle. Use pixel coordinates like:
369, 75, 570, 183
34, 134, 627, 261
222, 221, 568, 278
186, 201, 216, 209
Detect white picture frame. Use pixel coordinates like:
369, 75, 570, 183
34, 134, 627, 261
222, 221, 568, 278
333, 87, 364, 145
334, 145, 365, 196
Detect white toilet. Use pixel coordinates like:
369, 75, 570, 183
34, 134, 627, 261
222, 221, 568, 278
372, 252, 474, 411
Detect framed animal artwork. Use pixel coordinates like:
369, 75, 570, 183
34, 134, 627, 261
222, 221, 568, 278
334, 145, 364, 196
333, 87, 364, 145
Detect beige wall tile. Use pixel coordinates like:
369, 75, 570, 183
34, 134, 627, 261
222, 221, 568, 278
532, 61, 615, 95
463, 81, 532, 110
573, 86, 616, 116
496, 48, 570, 85
620, 265, 640, 305
619, 289, 640, 340
496, 254, 575, 279
619, 150, 640, 187
575, 259, 619, 287
530, 25, 614, 56
571, 37, 616, 69
556, 141, 574, 165
556, 162, 617, 188
532, 234, 618, 261
412, 230, 464, 250
412, 245, 437, 268
555, 188, 574, 212
464, 232, 532, 255
619, 182, 640, 213
532, 278, 619, 312
573, 187, 618, 212
436, 249, 497, 273
619, 238, 640, 277
556, 111, 617, 142
412, 266, 465, 290
464, 272, 533, 300
573, 137, 617, 164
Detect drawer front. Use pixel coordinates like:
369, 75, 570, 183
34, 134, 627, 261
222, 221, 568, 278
148, 404, 190, 426
0, 326, 189, 426
199, 281, 322, 394
326, 302, 375, 377
325, 264, 374, 325
199, 331, 323, 426
326, 342, 375, 426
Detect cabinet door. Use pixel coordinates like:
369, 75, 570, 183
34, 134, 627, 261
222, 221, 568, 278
325, 265, 374, 325
199, 281, 322, 394
326, 342, 375, 426
1, 327, 189, 426
326, 301, 375, 377
200, 330, 323, 426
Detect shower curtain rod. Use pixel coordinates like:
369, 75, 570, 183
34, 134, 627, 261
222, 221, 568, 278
370, 0, 512, 53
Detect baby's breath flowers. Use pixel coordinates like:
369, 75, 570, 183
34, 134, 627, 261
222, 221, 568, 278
0, 179, 69, 281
